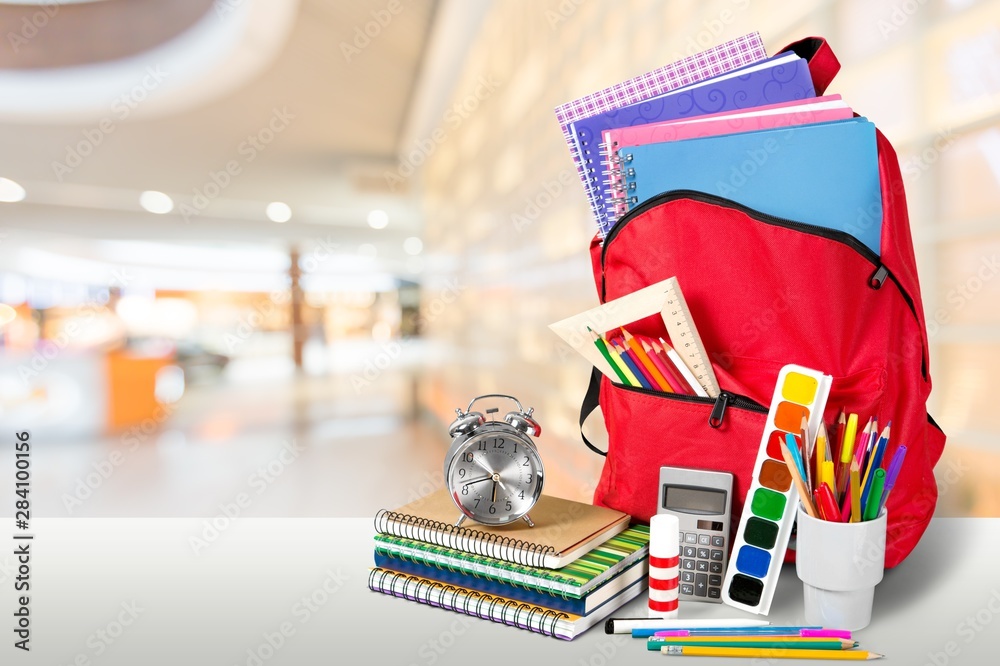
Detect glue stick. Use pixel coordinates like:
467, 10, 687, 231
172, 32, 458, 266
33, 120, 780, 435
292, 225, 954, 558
649, 513, 680, 618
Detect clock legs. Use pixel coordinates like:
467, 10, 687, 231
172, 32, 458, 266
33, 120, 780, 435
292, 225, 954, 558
522, 514, 534, 527
454, 514, 467, 528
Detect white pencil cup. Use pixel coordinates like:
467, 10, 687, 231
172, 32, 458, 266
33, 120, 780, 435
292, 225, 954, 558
795, 503, 887, 631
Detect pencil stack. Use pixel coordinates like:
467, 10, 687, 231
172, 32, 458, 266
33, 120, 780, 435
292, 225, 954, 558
780, 410, 907, 524
647, 626, 884, 660
588, 326, 706, 397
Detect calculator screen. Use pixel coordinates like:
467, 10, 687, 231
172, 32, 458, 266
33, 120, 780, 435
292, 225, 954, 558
663, 485, 727, 515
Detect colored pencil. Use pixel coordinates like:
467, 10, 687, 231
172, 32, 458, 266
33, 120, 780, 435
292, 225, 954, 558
815, 423, 827, 492
620, 620, 772, 636
832, 410, 846, 471
660, 645, 884, 659
836, 413, 859, 498
655, 629, 851, 639
863, 468, 887, 521
801, 416, 814, 493
657, 338, 707, 397
850, 460, 862, 523
588, 327, 631, 385
781, 436, 818, 518
877, 445, 907, 514
649, 637, 857, 651
861, 423, 891, 508
853, 418, 872, 470
646, 340, 689, 394
623, 329, 673, 392
615, 342, 655, 389
608, 342, 642, 387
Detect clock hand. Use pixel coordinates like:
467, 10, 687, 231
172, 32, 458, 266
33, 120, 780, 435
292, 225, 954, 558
462, 475, 493, 486
491, 479, 498, 503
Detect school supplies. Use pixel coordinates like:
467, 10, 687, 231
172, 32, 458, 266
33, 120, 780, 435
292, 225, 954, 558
655, 339, 704, 396
782, 436, 817, 518
655, 628, 851, 639
836, 413, 859, 498
643, 339, 682, 393
611, 118, 883, 254
373, 525, 650, 601
604, 618, 771, 635
877, 445, 907, 514
863, 469, 887, 521
554, 33, 767, 236
722, 365, 831, 615
660, 645, 884, 660
589, 327, 630, 385
657, 466, 733, 603
368, 568, 644, 641
374, 490, 629, 568
549, 277, 719, 397
648, 514, 680, 618
624, 329, 673, 392
649, 637, 857, 651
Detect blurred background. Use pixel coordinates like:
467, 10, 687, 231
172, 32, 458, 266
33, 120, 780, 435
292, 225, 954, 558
0, 0, 997, 518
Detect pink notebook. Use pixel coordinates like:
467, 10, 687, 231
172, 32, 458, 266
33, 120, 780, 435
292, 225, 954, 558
602, 96, 854, 223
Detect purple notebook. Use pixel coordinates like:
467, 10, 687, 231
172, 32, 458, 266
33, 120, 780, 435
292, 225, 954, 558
570, 54, 816, 235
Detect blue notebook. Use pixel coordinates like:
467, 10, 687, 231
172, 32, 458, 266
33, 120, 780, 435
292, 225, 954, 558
569, 53, 816, 236
618, 118, 884, 255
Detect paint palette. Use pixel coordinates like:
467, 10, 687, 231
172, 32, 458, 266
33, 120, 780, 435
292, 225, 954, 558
721, 364, 832, 615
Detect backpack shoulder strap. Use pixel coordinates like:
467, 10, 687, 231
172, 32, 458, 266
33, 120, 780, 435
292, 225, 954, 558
579, 367, 607, 456
779, 36, 841, 95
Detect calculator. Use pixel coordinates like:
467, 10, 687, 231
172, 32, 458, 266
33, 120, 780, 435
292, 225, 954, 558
657, 466, 733, 603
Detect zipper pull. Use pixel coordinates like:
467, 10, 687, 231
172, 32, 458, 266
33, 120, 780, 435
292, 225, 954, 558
709, 392, 731, 429
869, 265, 888, 290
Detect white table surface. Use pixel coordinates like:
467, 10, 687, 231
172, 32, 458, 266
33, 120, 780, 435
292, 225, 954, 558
2, 517, 999, 665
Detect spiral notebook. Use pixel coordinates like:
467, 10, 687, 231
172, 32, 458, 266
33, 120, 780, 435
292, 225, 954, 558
568, 52, 815, 235
374, 490, 630, 569
373, 524, 650, 599
368, 567, 646, 640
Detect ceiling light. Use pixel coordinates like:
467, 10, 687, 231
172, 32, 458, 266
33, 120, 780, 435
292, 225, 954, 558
266, 201, 292, 223
0, 178, 26, 203
367, 209, 388, 229
139, 190, 174, 214
403, 237, 423, 255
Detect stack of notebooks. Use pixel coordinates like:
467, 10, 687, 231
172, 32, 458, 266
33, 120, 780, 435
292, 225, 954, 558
368, 489, 649, 640
556, 31, 883, 255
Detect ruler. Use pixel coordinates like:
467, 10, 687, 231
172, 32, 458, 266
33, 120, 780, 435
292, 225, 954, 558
660, 277, 720, 398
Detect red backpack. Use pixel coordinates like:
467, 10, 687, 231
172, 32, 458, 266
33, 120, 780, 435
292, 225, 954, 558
578, 37, 945, 568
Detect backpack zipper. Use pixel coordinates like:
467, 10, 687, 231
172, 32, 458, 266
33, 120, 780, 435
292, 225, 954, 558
601, 190, 927, 379
615, 382, 767, 428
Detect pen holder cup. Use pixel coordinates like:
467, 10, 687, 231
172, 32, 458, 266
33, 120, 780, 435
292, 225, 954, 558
794, 503, 886, 631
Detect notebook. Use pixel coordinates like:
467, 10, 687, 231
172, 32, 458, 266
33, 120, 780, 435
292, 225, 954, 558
373, 524, 650, 599
374, 490, 630, 569
602, 96, 854, 224
569, 53, 816, 235
554, 32, 767, 237
616, 118, 884, 255
373, 553, 648, 616
368, 567, 647, 640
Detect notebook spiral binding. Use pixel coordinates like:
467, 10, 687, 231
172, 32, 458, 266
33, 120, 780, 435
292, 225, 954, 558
603, 144, 636, 229
374, 509, 557, 568
373, 537, 580, 599
368, 568, 569, 638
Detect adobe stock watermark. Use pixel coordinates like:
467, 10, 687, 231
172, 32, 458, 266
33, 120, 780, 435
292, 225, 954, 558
544, 0, 587, 29
189, 438, 305, 555
223, 289, 291, 354
56, 601, 145, 665
339, 0, 412, 62
921, 589, 1000, 666
511, 170, 574, 233
17, 267, 134, 384
350, 277, 466, 393
384, 76, 501, 191
5, 1, 62, 53
668, 0, 752, 60
877, 0, 930, 39
235, 569, 348, 666
51, 67, 170, 181
61, 402, 176, 514
901, 128, 957, 184
180, 107, 295, 222
406, 616, 475, 666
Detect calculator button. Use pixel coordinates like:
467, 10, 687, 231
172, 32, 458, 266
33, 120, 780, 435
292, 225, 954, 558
711, 549, 724, 561
709, 574, 722, 586
711, 536, 725, 547
696, 560, 709, 572
685, 533, 698, 544
681, 584, 694, 596
683, 559, 696, 570
708, 587, 721, 599
695, 574, 708, 597
709, 561, 723, 574
683, 546, 697, 558
697, 548, 710, 559
698, 534, 711, 546
682, 571, 695, 583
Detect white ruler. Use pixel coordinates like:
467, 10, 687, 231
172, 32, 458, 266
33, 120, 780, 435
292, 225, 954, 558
660, 277, 720, 398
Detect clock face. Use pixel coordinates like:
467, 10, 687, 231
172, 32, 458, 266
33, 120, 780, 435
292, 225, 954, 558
447, 431, 543, 525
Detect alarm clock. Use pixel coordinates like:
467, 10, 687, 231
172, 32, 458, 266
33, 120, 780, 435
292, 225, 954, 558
444, 394, 543, 528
